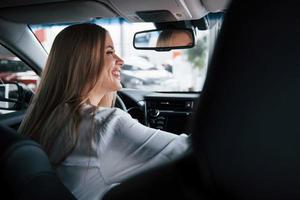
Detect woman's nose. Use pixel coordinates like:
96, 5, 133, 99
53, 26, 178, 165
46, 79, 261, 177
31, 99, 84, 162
115, 54, 124, 66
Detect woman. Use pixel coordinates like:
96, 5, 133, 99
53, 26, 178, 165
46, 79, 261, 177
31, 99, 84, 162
156, 29, 193, 47
18, 23, 190, 200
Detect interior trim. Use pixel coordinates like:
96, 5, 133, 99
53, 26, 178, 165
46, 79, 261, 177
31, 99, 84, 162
0, 0, 117, 24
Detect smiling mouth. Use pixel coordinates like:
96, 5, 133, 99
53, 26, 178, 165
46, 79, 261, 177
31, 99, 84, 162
112, 70, 121, 79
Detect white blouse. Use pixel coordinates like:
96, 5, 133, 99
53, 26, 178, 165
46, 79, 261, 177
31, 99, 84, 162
55, 105, 191, 200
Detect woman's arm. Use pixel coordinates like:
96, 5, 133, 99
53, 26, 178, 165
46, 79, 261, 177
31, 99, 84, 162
98, 108, 191, 184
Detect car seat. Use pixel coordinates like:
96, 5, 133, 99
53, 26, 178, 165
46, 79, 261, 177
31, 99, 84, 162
0, 124, 76, 199
104, 1, 300, 199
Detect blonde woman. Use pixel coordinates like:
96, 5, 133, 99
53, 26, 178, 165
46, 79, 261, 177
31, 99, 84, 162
156, 29, 193, 48
18, 23, 190, 200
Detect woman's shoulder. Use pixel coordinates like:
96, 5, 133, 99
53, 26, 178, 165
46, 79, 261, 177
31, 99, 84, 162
96, 107, 129, 117
81, 104, 134, 128
93, 107, 132, 123
82, 104, 127, 116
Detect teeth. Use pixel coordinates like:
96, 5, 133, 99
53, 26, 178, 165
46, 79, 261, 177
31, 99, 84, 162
112, 71, 120, 76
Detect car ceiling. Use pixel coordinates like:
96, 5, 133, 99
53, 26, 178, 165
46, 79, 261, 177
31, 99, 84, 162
0, 0, 230, 74
0, 0, 231, 24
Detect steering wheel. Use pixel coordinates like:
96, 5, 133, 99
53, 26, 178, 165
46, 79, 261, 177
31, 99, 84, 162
115, 94, 127, 111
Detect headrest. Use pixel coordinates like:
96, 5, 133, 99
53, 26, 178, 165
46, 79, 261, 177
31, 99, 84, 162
192, 1, 300, 199
0, 124, 76, 199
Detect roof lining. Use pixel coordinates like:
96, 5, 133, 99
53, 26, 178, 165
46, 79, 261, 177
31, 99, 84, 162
0, 0, 118, 24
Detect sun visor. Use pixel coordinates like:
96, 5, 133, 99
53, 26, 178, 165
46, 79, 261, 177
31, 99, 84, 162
108, 0, 208, 22
201, 0, 231, 12
0, 1, 117, 24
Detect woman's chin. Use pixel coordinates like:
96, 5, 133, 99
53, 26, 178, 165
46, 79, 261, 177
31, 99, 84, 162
106, 81, 122, 92
116, 83, 122, 90
113, 82, 122, 91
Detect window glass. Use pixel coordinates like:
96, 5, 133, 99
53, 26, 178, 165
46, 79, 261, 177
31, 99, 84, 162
31, 18, 209, 92
0, 44, 39, 114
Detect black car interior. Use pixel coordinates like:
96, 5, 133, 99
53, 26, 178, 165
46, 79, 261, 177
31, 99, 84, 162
104, 1, 300, 199
2, 0, 300, 199
0, 124, 76, 199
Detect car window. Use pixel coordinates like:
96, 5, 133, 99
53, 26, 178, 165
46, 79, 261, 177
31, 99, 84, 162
0, 44, 39, 114
31, 18, 209, 92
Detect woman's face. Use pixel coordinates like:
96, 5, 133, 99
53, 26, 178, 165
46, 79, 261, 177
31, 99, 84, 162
100, 33, 124, 92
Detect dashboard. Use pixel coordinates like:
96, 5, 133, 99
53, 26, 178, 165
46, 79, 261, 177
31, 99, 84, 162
118, 89, 199, 135
0, 88, 200, 135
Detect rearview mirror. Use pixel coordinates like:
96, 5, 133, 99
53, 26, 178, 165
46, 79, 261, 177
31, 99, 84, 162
133, 29, 195, 51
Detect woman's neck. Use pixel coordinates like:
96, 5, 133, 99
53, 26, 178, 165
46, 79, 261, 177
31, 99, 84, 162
89, 94, 105, 106
88, 88, 105, 107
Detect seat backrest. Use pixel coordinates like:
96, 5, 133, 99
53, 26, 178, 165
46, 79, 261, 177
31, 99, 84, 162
103, 1, 300, 199
192, 1, 300, 199
0, 124, 76, 200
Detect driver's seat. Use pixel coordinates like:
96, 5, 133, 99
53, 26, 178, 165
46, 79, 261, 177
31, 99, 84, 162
104, 0, 300, 199
0, 124, 76, 199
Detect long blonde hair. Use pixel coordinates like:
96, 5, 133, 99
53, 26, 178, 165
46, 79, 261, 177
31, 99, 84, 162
18, 23, 115, 165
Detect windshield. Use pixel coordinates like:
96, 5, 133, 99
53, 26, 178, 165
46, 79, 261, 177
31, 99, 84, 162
30, 18, 209, 92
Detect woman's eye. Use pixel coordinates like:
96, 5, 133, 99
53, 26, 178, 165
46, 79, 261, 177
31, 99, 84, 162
106, 51, 114, 55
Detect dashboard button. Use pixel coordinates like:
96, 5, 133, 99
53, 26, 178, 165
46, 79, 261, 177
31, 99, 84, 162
149, 109, 160, 117
156, 121, 164, 125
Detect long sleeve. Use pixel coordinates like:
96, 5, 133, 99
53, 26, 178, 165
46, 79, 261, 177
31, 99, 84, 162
96, 108, 191, 184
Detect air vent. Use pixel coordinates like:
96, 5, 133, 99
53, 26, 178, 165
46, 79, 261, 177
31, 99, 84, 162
147, 99, 194, 112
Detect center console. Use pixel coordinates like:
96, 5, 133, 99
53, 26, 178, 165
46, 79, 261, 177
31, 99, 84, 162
144, 93, 199, 134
